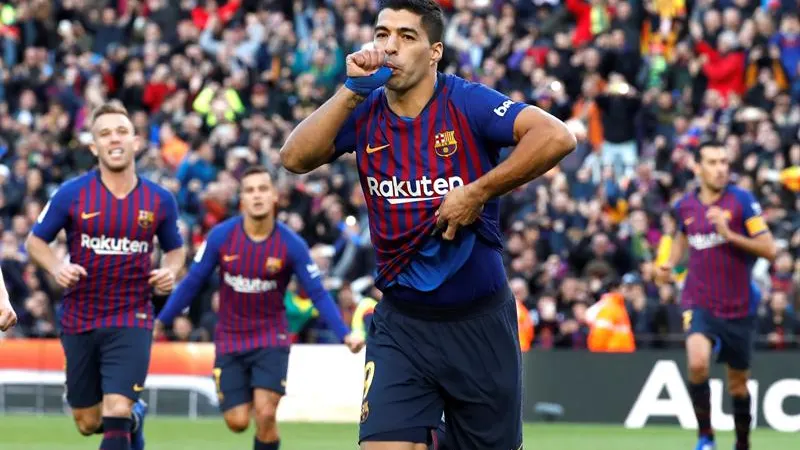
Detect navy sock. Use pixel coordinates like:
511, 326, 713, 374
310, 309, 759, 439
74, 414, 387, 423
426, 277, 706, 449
688, 381, 713, 439
733, 395, 751, 449
99, 417, 131, 450
254, 438, 279, 450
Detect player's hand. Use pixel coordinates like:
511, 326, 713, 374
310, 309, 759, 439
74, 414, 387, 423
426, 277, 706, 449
706, 206, 731, 239
53, 263, 88, 289
344, 47, 392, 96
0, 301, 17, 332
149, 268, 176, 294
435, 184, 485, 241
655, 262, 673, 285
344, 333, 365, 353
346, 47, 386, 77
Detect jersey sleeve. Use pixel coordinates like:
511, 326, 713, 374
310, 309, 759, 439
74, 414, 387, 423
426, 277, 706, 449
157, 228, 223, 325
285, 233, 350, 341
30, 185, 73, 242
156, 190, 184, 252
330, 111, 358, 161
735, 189, 768, 237
460, 82, 527, 148
671, 198, 686, 234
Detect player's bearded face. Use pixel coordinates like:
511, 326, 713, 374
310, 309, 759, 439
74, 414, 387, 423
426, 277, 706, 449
373, 9, 442, 92
698, 147, 730, 191
90, 114, 138, 172
241, 173, 276, 220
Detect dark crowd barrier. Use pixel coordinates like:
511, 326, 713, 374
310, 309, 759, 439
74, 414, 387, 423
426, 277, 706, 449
522, 350, 800, 432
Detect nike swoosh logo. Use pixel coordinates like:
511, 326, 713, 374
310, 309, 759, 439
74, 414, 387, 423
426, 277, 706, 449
223, 255, 239, 262
81, 212, 101, 220
133, 384, 145, 392
366, 144, 390, 154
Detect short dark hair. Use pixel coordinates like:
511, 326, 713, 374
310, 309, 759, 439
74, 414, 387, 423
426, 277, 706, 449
90, 101, 130, 125
242, 165, 272, 179
378, 0, 445, 44
695, 140, 725, 162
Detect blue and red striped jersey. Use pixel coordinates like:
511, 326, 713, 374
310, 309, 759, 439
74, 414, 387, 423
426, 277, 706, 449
30, 170, 183, 334
332, 73, 526, 295
158, 216, 349, 355
674, 185, 768, 318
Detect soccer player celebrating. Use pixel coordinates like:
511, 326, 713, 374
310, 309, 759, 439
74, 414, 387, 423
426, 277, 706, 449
658, 141, 777, 450
25, 102, 186, 450
280, 1, 576, 448
155, 165, 364, 450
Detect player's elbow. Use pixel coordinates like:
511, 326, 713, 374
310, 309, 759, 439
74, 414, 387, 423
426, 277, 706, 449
551, 123, 578, 158
279, 147, 311, 174
763, 241, 778, 262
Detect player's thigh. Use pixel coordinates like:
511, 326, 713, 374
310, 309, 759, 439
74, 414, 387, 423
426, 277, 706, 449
437, 293, 523, 450
253, 388, 282, 426
60, 332, 103, 409
248, 347, 290, 396
684, 309, 715, 372
359, 306, 443, 445
720, 317, 756, 376
97, 328, 152, 403
214, 352, 253, 413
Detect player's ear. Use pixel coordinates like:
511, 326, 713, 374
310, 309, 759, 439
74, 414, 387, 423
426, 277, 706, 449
88, 142, 99, 157
430, 42, 443, 66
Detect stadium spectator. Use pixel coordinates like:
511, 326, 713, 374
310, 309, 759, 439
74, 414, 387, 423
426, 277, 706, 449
0, 0, 797, 351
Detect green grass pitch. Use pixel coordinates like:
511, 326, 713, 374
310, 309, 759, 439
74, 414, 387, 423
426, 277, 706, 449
0, 415, 795, 449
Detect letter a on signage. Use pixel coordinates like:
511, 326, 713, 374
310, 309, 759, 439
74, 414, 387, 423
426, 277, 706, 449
624, 360, 697, 429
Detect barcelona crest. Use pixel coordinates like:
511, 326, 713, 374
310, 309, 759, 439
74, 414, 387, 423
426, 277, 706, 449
265, 257, 284, 274
434, 130, 458, 157
137, 210, 154, 228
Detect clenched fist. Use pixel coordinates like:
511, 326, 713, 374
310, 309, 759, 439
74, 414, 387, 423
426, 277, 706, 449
52, 263, 88, 289
0, 299, 17, 332
346, 47, 387, 78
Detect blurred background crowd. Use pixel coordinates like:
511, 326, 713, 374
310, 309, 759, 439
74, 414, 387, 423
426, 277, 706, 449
0, 0, 798, 351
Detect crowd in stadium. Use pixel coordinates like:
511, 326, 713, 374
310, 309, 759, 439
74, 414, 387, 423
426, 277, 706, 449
0, 0, 798, 350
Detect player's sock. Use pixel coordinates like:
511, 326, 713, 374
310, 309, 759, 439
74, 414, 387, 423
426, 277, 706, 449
688, 380, 713, 439
254, 437, 279, 449
99, 417, 131, 450
732, 395, 751, 449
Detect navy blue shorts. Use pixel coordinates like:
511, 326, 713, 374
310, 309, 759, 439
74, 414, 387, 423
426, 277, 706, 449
684, 308, 756, 370
60, 328, 152, 409
359, 287, 523, 450
213, 347, 290, 412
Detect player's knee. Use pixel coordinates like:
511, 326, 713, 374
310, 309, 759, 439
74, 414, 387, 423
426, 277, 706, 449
727, 372, 750, 397
224, 408, 251, 433
224, 415, 250, 433
73, 412, 102, 436
687, 358, 710, 379
102, 395, 134, 418
255, 403, 277, 427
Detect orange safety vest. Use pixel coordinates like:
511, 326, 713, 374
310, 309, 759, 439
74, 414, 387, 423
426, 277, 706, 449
586, 292, 636, 352
516, 300, 534, 352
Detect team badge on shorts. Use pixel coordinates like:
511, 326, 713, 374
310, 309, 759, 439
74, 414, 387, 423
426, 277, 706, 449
137, 210, 154, 228
360, 401, 369, 423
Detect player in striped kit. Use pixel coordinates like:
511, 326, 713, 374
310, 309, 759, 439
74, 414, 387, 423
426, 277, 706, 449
156, 165, 364, 450
280, 1, 576, 448
658, 141, 777, 450
26, 102, 186, 450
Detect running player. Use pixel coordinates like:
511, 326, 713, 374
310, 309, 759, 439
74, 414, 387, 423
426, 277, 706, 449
280, 1, 576, 448
658, 141, 777, 450
25, 101, 186, 450
156, 165, 364, 450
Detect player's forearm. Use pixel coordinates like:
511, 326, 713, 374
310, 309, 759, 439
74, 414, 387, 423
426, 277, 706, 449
725, 232, 777, 262
668, 233, 687, 267
469, 123, 576, 202
24, 235, 63, 277
280, 87, 365, 174
162, 248, 187, 277
157, 271, 202, 325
